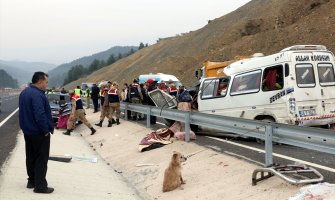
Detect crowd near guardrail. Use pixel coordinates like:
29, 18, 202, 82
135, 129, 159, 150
120, 102, 335, 167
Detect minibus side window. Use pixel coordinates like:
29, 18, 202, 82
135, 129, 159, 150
262, 65, 284, 91
215, 78, 229, 97
201, 79, 217, 99
295, 63, 315, 87
230, 70, 261, 96
317, 63, 335, 86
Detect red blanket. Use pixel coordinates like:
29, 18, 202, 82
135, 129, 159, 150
138, 128, 174, 152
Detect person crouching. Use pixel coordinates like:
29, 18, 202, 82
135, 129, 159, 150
63, 90, 96, 135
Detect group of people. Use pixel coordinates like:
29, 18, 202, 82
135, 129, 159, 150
18, 71, 193, 194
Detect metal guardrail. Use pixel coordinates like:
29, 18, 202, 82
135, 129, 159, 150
120, 102, 335, 167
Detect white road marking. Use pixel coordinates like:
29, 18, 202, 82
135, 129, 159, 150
0, 108, 19, 128
207, 136, 335, 173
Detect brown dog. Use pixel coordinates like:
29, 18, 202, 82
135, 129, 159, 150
162, 151, 187, 192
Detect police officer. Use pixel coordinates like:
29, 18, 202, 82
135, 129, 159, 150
128, 79, 143, 120
63, 90, 96, 135
108, 82, 122, 125
95, 85, 111, 127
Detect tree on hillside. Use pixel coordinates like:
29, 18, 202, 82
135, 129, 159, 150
107, 54, 116, 65
99, 60, 106, 68
125, 48, 135, 57
63, 64, 85, 85
138, 42, 145, 50
118, 53, 123, 60
87, 59, 100, 73
0, 69, 18, 88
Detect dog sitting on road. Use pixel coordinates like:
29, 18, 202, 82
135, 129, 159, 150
162, 151, 187, 192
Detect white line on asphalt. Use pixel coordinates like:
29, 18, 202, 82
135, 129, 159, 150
207, 136, 335, 173
0, 108, 19, 128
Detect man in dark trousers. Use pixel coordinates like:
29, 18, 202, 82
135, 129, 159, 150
91, 83, 100, 113
19, 72, 54, 194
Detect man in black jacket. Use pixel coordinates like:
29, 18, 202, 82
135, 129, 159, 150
91, 83, 100, 113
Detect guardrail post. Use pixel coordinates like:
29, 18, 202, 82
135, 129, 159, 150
124, 103, 128, 120
146, 107, 151, 128
185, 112, 190, 142
264, 125, 273, 167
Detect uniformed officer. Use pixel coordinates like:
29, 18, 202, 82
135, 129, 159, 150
128, 79, 143, 120
95, 85, 111, 127
63, 90, 96, 136
107, 82, 122, 125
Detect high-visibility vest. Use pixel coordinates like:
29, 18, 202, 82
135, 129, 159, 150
74, 88, 81, 96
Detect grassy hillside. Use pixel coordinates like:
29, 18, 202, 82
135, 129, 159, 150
65, 0, 335, 89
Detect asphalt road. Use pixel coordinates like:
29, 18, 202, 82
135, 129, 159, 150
0, 94, 20, 169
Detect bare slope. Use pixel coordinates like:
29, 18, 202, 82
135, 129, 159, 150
66, 0, 335, 89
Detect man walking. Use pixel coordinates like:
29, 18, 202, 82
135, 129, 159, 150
63, 90, 96, 136
19, 71, 54, 193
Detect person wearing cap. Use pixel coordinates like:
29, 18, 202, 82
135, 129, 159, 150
107, 82, 122, 125
95, 84, 110, 127
63, 90, 96, 135
128, 79, 143, 120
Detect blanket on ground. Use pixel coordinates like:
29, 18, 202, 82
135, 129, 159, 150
138, 128, 174, 152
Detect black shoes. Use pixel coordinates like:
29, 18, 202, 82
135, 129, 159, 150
33, 187, 54, 194
95, 121, 102, 127
26, 182, 34, 189
63, 130, 71, 136
90, 127, 96, 135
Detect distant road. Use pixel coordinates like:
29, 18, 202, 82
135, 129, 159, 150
0, 94, 20, 169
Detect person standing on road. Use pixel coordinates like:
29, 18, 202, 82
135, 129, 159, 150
63, 90, 96, 136
129, 79, 143, 120
91, 83, 100, 113
19, 71, 54, 194
146, 79, 157, 124
107, 82, 122, 126
95, 85, 111, 127
85, 87, 91, 109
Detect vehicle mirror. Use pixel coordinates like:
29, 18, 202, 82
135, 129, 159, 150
195, 70, 199, 78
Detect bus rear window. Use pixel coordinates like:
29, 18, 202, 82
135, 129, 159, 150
317, 63, 335, 86
295, 64, 315, 87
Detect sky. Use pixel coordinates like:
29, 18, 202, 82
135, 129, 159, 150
0, 0, 251, 65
